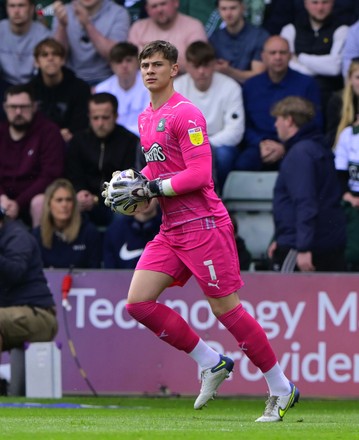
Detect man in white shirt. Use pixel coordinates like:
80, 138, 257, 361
175, 41, 244, 191
94, 42, 149, 136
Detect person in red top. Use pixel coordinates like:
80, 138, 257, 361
103, 40, 299, 422
0, 84, 65, 227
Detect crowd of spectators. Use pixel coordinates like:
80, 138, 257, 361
0, 0, 358, 272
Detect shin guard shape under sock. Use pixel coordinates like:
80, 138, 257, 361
217, 303, 277, 372
126, 301, 199, 353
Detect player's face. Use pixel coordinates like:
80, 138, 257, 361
146, 0, 179, 27
35, 46, 65, 76
111, 56, 139, 83
275, 116, 291, 142
218, 0, 244, 27
6, 0, 34, 26
3, 92, 35, 130
304, 0, 333, 23
50, 187, 74, 226
140, 53, 178, 93
262, 38, 291, 74
186, 61, 215, 92
349, 67, 359, 98
89, 102, 117, 138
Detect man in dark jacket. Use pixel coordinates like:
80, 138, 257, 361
269, 96, 346, 272
29, 38, 91, 143
65, 93, 139, 226
0, 208, 58, 362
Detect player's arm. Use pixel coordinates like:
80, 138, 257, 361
103, 147, 213, 212
103, 108, 213, 208
167, 106, 213, 194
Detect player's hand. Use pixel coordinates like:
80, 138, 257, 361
111, 170, 152, 207
101, 171, 121, 207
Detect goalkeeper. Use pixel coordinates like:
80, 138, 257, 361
102, 40, 299, 422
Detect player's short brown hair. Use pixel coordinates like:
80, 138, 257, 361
139, 40, 178, 64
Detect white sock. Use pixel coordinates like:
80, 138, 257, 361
188, 339, 220, 370
263, 363, 292, 396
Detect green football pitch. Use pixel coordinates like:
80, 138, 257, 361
1, 396, 358, 439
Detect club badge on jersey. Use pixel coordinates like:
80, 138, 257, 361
156, 118, 166, 132
188, 127, 204, 146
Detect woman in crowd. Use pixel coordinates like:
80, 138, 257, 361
33, 178, 102, 268
334, 58, 359, 270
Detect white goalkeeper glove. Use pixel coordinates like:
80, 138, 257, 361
101, 171, 120, 208
102, 169, 164, 211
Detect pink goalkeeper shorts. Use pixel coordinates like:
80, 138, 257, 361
136, 223, 244, 298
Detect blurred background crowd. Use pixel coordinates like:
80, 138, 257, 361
1, 0, 359, 272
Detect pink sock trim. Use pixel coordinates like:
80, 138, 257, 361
218, 303, 277, 372
126, 301, 199, 353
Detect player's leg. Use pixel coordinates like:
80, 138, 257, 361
126, 269, 200, 353
208, 293, 299, 421
187, 224, 299, 421
125, 236, 230, 406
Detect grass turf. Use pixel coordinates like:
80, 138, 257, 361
1, 396, 358, 439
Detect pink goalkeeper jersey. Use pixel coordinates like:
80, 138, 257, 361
139, 92, 230, 234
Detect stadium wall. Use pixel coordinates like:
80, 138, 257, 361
46, 270, 359, 398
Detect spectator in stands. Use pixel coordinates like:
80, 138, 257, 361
116, 0, 147, 23
103, 199, 161, 269
0, 84, 65, 227
52, 0, 130, 85
0, 0, 50, 86
65, 93, 139, 227
342, 19, 359, 78
179, 0, 221, 38
0, 207, 58, 365
209, 0, 269, 84
333, 59, 359, 270
128, 0, 207, 73
94, 42, 149, 137
326, 58, 359, 149
33, 178, 102, 268
29, 38, 91, 143
263, 0, 359, 35
240, 36, 322, 171
243, 0, 266, 27
174, 41, 244, 192
269, 96, 346, 272
280, 0, 348, 121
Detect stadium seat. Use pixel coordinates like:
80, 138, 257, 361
222, 171, 278, 267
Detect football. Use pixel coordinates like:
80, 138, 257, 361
107, 169, 150, 216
